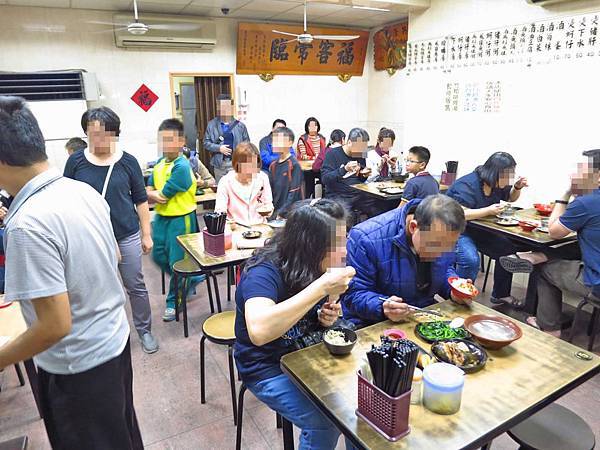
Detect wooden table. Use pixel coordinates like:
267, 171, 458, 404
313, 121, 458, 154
281, 301, 600, 450
0, 301, 43, 418
177, 224, 273, 304
469, 208, 577, 246
352, 181, 450, 201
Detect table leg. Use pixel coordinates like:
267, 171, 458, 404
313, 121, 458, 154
14, 363, 25, 386
282, 416, 294, 450
209, 272, 223, 313
23, 359, 43, 419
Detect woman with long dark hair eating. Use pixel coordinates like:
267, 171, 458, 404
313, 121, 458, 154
234, 199, 355, 450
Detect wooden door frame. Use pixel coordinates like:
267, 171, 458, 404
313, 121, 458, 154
168, 72, 235, 118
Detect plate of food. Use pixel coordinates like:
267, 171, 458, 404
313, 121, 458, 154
431, 339, 487, 373
380, 187, 404, 195
242, 230, 262, 240
415, 321, 472, 343
267, 219, 286, 229
533, 203, 553, 216
496, 218, 519, 226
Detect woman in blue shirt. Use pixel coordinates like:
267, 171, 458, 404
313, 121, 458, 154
446, 152, 529, 307
234, 199, 355, 450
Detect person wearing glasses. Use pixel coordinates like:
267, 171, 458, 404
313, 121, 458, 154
400, 146, 439, 204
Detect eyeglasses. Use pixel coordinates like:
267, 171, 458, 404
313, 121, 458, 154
405, 158, 423, 164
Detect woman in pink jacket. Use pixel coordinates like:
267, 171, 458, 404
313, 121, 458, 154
215, 142, 274, 226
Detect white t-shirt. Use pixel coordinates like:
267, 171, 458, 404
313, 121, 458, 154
366, 148, 402, 181
3, 170, 129, 375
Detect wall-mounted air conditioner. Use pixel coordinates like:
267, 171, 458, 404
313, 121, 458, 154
113, 14, 217, 50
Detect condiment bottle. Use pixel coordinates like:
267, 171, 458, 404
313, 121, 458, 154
411, 367, 423, 405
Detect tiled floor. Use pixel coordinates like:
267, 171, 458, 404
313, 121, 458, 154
1, 255, 598, 449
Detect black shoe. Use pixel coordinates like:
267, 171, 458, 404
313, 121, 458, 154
499, 255, 534, 274
490, 295, 526, 309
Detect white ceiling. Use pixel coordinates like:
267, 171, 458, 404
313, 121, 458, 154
0, 0, 425, 28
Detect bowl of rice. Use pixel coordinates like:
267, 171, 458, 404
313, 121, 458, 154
323, 327, 357, 356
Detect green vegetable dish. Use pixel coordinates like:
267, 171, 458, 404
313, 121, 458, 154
415, 321, 471, 343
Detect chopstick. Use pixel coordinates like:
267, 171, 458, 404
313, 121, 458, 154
378, 297, 445, 317
234, 222, 252, 229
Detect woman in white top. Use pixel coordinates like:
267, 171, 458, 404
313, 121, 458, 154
366, 127, 401, 182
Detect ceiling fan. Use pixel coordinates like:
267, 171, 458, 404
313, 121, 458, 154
272, 0, 359, 44
87, 0, 202, 35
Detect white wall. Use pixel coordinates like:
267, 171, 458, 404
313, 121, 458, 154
0, 5, 369, 168
368, 0, 600, 204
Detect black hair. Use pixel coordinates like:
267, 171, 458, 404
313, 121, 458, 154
409, 146, 431, 164
65, 137, 87, 153
347, 127, 370, 143
246, 199, 347, 295
415, 194, 466, 233
217, 93, 232, 102
583, 149, 600, 170
304, 116, 321, 134
158, 118, 184, 135
81, 106, 121, 137
328, 129, 346, 146
272, 126, 295, 143
0, 96, 47, 167
377, 127, 396, 144
475, 152, 517, 188
272, 118, 286, 128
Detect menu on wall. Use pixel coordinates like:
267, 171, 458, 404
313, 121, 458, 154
236, 22, 369, 76
407, 11, 600, 74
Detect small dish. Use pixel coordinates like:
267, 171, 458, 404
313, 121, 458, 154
496, 218, 519, 226
323, 327, 357, 356
267, 219, 286, 229
0, 301, 13, 309
536, 226, 549, 233
242, 230, 262, 239
383, 328, 407, 340
380, 187, 403, 195
463, 315, 523, 350
431, 339, 487, 373
518, 220, 538, 232
533, 203, 553, 216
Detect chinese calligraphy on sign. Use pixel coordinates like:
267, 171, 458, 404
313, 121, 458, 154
236, 23, 369, 76
406, 11, 600, 74
130, 84, 158, 112
373, 21, 408, 71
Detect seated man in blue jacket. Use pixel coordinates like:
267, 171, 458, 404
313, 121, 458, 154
343, 194, 466, 327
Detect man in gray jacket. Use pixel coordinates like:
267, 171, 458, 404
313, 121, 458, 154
203, 93, 250, 181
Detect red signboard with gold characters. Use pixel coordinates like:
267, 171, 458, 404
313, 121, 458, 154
236, 22, 369, 76
373, 21, 408, 71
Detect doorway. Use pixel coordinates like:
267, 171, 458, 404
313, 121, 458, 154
170, 73, 234, 170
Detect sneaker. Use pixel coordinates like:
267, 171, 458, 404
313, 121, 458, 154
162, 307, 176, 322
140, 332, 159, 354
499, 255, 534, 274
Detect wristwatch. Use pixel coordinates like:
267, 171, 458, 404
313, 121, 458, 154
555, 199, 568, 205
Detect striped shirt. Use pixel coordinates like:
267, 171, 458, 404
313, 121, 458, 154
298, 135, 323, 160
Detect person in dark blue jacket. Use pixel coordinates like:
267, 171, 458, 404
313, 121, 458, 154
343, 195, 466, 327
259, 118, 296, 171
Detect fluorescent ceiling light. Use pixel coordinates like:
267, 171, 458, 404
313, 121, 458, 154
352, 5, 391, 11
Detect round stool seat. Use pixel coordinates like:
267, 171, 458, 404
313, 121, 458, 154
202, 311, 236, 344
508, 403, 595, 450
173, 258, 203, 275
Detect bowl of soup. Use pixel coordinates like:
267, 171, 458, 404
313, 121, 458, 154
463, 315, 522, 350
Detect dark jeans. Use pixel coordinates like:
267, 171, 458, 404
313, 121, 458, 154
38, 340, 143, 450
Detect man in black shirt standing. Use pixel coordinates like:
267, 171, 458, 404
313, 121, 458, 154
321, 127, 370, 224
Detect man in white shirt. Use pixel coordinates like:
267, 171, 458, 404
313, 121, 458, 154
0, 96, 142, 449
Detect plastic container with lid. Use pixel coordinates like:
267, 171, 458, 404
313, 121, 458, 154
422, 363, 465, 415
411, 367, 423, 405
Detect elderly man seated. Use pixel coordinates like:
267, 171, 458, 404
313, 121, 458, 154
343, 194, 467, 328
500, 149, 600, 337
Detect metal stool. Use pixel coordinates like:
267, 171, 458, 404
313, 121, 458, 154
200, 311, 237, 425
507, 403, 595, 450
568, 293, 600, 351
172, 258, 222, 338
236, 383, 294, 450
